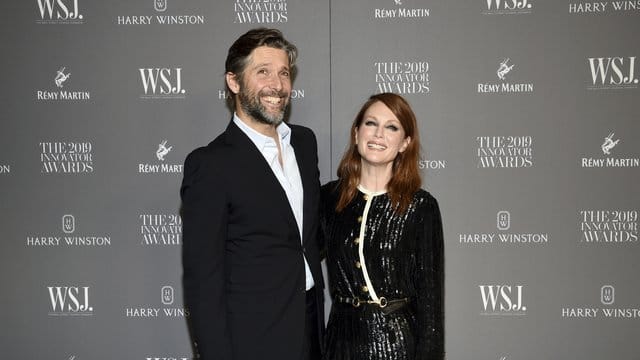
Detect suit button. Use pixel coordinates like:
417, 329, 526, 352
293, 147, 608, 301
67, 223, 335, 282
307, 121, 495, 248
363, 195, 369, 201
354, 238, 360, 245
355, 261, 361, 268
361, 286, 369, 293
357, 216, 362, 223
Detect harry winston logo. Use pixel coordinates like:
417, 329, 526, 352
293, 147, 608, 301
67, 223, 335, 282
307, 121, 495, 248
62, 214, 75, 234
162, 286, 174, 305
601, 285, 614, 305
601, 133, 619, 155
154, 0, 167, 12
497, 211, 510, 231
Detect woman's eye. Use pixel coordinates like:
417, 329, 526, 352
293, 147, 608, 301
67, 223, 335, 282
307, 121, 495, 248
364, 120, 377, 126
387, 125, 399, 131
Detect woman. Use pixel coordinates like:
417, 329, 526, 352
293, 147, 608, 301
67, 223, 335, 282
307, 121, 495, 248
321, 93, 444, 360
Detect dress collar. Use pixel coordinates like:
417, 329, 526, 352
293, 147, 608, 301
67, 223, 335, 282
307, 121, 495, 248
357, 184, 387, 197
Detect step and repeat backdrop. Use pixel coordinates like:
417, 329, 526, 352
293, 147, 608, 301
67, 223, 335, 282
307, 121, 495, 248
1, 1, 639, 359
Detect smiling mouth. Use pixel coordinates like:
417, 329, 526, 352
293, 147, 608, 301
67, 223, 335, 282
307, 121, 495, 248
262, 96, 283, 106
367, 143, 387, 150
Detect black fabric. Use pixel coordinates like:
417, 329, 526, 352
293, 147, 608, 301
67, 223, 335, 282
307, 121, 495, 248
302, 289, 322, 360
181, 121, 324, 360
320, 181, 444, 360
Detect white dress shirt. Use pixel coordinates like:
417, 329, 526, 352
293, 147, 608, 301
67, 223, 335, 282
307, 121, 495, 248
233, 114, 315, 290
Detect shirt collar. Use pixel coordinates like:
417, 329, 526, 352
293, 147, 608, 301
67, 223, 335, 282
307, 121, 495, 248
233, 113, 291, 151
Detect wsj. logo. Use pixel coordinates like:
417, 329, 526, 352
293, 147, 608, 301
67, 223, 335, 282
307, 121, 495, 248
601, 285, 615, 305
47, 286, 93, 316
497, 58, 514, 80
497, 211, 510, 231
485, 0, 532, 10
139, 68, 186, 99
162, 286, 174, 305
36, 0, 83, 22
156, 140, 172, 161
479, 285, 527, 315
62, 214, 75, 234
588, 56, 638, 89
55, 67, 71, 88
154, 0, 167, 12
601, 133, 620, 155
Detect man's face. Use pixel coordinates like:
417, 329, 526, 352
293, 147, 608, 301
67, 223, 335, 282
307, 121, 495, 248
232, 46, 292, 126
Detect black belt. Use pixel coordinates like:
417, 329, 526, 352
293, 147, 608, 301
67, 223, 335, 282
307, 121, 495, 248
334, 295, 410, 314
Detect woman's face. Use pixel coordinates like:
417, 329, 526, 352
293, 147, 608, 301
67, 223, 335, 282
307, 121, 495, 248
355, 101, 411, 168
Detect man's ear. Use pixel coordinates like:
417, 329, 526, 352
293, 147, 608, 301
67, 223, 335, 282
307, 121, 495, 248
226, 72, 240, 94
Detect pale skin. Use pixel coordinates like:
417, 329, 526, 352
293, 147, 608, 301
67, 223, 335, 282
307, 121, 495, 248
355, 101, 411, 192
226, 46, 292, 166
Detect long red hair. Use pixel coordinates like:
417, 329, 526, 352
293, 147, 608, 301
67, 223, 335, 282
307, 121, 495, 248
335, 93, 422, 213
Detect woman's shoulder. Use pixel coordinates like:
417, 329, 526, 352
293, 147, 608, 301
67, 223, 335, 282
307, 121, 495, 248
321, 180, 341, 195
413, 188, 437, 202
412, 188, 440, 212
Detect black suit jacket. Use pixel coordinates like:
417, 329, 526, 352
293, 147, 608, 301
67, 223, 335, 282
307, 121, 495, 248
181, 120, 324, 360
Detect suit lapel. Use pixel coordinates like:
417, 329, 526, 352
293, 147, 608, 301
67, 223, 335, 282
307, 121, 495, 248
224, 121, 301, 240
290, 127, 312, 246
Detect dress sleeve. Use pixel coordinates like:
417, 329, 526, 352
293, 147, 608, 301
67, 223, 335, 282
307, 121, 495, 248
181, 148, 232, 360
414, 195, 445, 360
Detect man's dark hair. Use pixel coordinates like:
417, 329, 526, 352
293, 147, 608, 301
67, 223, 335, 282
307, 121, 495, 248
225, 28, 297, 107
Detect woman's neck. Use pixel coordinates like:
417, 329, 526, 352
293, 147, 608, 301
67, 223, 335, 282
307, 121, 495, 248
359, 162, 393, 193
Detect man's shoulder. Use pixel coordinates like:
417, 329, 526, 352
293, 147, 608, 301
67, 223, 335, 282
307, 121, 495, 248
184, 131, 232, 165
289, 123, 315, 139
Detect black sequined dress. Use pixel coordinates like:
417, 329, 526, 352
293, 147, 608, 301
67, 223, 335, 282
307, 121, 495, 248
320, 181, 444, 360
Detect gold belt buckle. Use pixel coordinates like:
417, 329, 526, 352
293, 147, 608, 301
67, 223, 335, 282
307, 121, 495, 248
378, 297, 388, 308
352, 297, 361, 308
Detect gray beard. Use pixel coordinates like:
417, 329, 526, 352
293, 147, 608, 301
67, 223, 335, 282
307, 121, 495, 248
238, 88, 288, 126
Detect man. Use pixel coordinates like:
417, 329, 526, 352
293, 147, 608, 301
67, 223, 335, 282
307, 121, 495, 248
181, 28, 324, 360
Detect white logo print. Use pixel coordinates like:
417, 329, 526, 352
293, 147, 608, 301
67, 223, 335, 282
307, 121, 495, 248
55, 67, 71, 88
62, 214, 75, 234
154, 0, 167, 12
497, 211, 510, 231
497, 58, 514, 80
394, 0, 402, 5
47, 286, 93, 315
601, 133, 619, 155
156, 140, 172, 161
479, 285, 527, 315
162, 286, 174, 305
601, 285, 615, 305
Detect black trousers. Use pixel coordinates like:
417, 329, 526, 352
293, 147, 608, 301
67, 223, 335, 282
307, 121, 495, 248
302, 288, 321, 360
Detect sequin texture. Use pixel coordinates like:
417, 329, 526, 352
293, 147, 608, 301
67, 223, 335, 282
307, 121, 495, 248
320, 181, 444, 360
